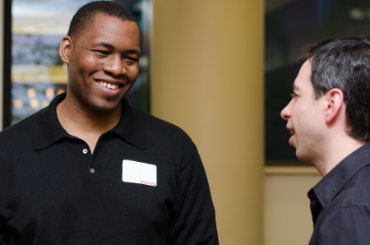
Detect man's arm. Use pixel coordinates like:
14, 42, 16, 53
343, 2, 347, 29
317, 205, 370, 244
167, 152, 219, 245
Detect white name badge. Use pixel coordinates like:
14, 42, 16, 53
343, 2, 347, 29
122, 160, 157, 187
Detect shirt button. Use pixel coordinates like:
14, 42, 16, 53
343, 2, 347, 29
83, 149, 88, 154
90, 168, 95, 174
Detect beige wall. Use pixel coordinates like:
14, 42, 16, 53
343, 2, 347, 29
264, 174, 322, 245
150, 1, 325, 245
151, 1, 264, 244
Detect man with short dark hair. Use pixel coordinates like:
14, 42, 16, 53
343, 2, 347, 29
281, 37, 370, 245
0, 2, 218, 244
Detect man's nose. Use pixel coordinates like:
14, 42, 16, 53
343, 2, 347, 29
280, 100, 292, 120
104, 56, 126, 76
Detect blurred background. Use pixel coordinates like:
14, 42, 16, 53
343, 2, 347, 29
1, 0, 369, 244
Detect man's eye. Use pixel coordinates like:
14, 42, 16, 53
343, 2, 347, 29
125, 57, 138, 65
290, 93, 297, 98
127, 57, 138, 61
94, 50, 109, 55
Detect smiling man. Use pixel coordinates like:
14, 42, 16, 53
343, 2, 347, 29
281, 37, 370, 245
0, 2, 218, 244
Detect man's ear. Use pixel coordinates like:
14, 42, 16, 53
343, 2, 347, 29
59, 36, 73, 64
324, 88, 344, 124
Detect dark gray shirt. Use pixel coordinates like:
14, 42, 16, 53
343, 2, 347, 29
308, 143, 370, 245
0, 93, 218, 245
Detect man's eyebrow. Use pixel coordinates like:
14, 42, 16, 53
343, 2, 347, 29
91, 42, 140, 55
126, 49, 141, 56
92, 42, 115, 49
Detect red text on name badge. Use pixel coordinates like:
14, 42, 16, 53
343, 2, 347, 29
140, 180, 154, 186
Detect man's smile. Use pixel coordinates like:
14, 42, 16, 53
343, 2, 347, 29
97, 81, 121, 90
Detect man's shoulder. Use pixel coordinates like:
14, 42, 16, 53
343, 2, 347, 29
346, 164, 370, 199
131, 106, 196, 150
311, 166, 370, 244
331, 164, 370, 207
0, 109, 42, 148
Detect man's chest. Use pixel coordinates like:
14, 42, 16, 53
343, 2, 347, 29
5, 139, 177, 243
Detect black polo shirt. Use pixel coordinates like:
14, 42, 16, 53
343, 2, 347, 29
0, 93, 218, 245
308, 143, 370, 245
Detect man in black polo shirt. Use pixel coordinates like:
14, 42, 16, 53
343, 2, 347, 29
281, 37, 370, 245
0, 1, 218, 244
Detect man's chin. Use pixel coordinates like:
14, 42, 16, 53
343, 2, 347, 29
90, 99, 122, 112
295, 149, 312, 164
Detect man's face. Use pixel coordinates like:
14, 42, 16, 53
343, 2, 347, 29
280, 60, 326, 163
65, 13, 141, 111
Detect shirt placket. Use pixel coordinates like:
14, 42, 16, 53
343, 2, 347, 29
81, 146, 97, 181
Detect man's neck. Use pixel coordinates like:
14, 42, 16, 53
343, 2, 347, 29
56, 93, 122, 152
314, 135, 366, 176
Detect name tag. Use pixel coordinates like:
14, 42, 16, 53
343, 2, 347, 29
122, 160, 157, 187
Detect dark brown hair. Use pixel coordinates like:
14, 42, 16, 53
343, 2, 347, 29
303, 37, 370, 142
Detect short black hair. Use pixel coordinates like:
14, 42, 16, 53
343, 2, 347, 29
303, 37, 370, 142
67, 1, 140, 40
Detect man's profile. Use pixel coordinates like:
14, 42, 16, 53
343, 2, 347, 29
0, 2, 218, 244
281, 37, 370, 244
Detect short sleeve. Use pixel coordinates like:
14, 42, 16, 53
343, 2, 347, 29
166, 151, 219, 245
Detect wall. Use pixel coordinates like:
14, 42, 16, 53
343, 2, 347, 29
151, 1, 264, 244
264, 173, 322, 245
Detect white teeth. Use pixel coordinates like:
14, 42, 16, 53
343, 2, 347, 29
98, 81, 119, 90
290, 130, 295, 134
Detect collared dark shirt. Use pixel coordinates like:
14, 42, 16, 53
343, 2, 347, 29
0, 93, 218, 245
308, 143, 370, 245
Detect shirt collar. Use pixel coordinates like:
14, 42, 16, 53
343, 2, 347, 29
110, 96, 146, 150
309, 143, 370, 208
33, 93, 146, 150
